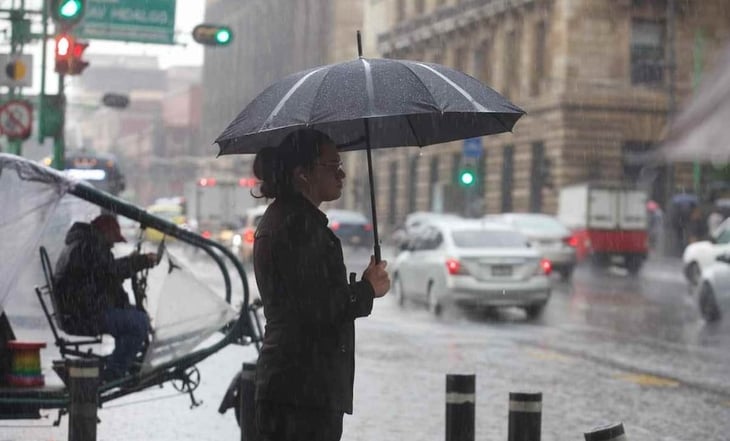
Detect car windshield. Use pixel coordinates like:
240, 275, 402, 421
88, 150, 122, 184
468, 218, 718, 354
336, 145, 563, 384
450, 229, 528, 248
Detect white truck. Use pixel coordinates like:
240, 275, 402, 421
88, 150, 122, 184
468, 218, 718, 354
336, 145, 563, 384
557, 183, 649, 274
183, 177, 260, 239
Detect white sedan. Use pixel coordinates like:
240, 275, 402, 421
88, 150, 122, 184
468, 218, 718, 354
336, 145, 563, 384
683, 218, 730, 288
392, 219, 552, 319
696, 253, 730, 322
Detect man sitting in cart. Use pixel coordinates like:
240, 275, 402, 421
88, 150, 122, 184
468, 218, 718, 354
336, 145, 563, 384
54, 214, 160, 381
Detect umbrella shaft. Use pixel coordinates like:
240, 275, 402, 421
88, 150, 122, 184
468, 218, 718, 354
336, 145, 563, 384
364, 121, 381, 263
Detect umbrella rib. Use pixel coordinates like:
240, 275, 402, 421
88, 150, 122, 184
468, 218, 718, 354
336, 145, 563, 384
261, 67, 327, 130
405, 115, 423, 147
399, 61, 442, 112
412, 62, 489, 113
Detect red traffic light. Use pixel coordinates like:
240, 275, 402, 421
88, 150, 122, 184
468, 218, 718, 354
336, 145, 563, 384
54, 34, 72, 74
68, 39, 89, 75
54, 34, 88, 75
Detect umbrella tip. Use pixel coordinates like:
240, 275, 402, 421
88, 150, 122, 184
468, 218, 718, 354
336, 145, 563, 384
356, 30, 363, 58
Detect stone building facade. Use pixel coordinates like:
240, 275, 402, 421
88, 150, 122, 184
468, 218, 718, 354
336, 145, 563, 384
363, 0, 730, 233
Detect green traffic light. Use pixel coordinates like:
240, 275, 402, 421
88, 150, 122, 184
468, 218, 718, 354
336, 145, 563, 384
215, 28, 232, 45
459, 170, 475, 186
59, 0, 83, 18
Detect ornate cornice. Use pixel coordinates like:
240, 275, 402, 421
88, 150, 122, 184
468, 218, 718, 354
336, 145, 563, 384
378, 0, 536, 55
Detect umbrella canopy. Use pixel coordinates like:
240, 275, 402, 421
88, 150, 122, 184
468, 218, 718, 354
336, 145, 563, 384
659, 42, 730, 164
215, 57, 524, 154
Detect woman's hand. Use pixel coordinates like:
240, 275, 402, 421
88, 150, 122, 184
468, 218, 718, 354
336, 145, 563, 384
362, 255, 390, 298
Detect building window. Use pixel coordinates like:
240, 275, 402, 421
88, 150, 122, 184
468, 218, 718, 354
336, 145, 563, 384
474, 39, 492, 85
504, 28, 521, 97
454, 46, 467, 73
415, 0, 425, 15
501, 145, 514, 212
631, 19, 665, 86
530, 142, 545, 213
531, 21, 546, 96
429, 156, 439, 210
388, 160, 398, 225
408, 155, 418, 213
396, 0, 405, 22
451, 152, 461, 185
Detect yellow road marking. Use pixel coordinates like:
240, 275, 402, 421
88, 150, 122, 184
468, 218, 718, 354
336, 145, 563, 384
615, 373, 679, 387
526, 349, 572, 362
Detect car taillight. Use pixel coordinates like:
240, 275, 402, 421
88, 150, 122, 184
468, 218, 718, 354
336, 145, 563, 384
540, 258, 552, 275
563, 236, 579, 247
363, 223, 373, 232
202, 230, 212, 239
244, 228, 255, 244
330, 221, 340, 231
446, 258, 468, 276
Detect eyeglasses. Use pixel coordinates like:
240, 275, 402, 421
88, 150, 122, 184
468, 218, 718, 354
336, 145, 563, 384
315, 160, 344, 173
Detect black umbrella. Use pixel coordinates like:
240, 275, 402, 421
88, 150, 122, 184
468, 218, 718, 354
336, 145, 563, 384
216, 32, 525, 261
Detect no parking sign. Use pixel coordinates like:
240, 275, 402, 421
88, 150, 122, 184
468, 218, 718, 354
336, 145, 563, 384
0, 100, 33, 140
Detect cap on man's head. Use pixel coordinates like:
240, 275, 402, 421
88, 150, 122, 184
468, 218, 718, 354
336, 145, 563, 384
90, 214, 127, 243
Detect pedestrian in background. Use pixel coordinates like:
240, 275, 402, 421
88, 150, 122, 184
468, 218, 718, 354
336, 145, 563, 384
251, 129, 390, 441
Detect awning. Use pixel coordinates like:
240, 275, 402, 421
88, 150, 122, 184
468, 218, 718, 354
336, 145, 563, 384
658, 42, 730, 164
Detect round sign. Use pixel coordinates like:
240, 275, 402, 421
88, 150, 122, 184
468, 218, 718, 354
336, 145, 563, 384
0, 100, 33, 139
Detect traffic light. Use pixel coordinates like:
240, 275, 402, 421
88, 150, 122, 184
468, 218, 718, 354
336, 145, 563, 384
54, 34, 89, 75
68, 39, 89, 75
192, 24, 233, 46
51, 0, 85, 30
458, 167, 476, 187
54, 33, 72, 74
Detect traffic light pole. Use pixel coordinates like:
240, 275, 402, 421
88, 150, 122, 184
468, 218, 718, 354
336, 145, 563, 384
54, 73, 65, 170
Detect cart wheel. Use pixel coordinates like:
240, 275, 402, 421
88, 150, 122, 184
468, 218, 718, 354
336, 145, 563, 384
699, 283, 721, 322
625, 255, 642, 275
172, 366, 201, 393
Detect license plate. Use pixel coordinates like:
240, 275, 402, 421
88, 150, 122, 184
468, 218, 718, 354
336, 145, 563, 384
350, 236, 361, 244
492, 265, 512, 276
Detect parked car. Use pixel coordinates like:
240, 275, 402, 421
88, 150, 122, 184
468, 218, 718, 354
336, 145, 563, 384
485, 213, 577, 280
683, 218, 730, 288
391, 219, 552, 319
695, 253, 730, 322
325, 209, 373, 248
232, 204, 268, 264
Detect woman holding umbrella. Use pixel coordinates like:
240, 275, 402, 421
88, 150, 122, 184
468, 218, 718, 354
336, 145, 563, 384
251, 128, 390, 441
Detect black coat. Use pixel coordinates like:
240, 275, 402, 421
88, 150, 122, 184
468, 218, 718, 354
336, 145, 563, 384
54, 222, 151, 335
253, 194, 374, 414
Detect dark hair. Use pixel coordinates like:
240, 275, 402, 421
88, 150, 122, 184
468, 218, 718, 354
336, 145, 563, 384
253, 129, 334, 199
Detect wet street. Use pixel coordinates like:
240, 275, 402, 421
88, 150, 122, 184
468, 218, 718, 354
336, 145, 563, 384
4, 245, 730, 441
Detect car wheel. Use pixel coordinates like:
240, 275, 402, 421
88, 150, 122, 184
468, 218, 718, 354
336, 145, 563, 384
524, 301, 547, 319
392, 274, 405, 307
427, 283, 441, 317
699, 283, 722, 322
686, 262, 701, 287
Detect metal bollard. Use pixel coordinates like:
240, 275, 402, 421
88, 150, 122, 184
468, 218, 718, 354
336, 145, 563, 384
445, 374, 475, 441
239, 362, 257, 441
508, 392, 542, 441
67, 358, 100, 441
584, 422, 628, 441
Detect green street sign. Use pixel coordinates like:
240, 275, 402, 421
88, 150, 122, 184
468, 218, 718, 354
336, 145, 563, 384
76, 0, 176, 45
